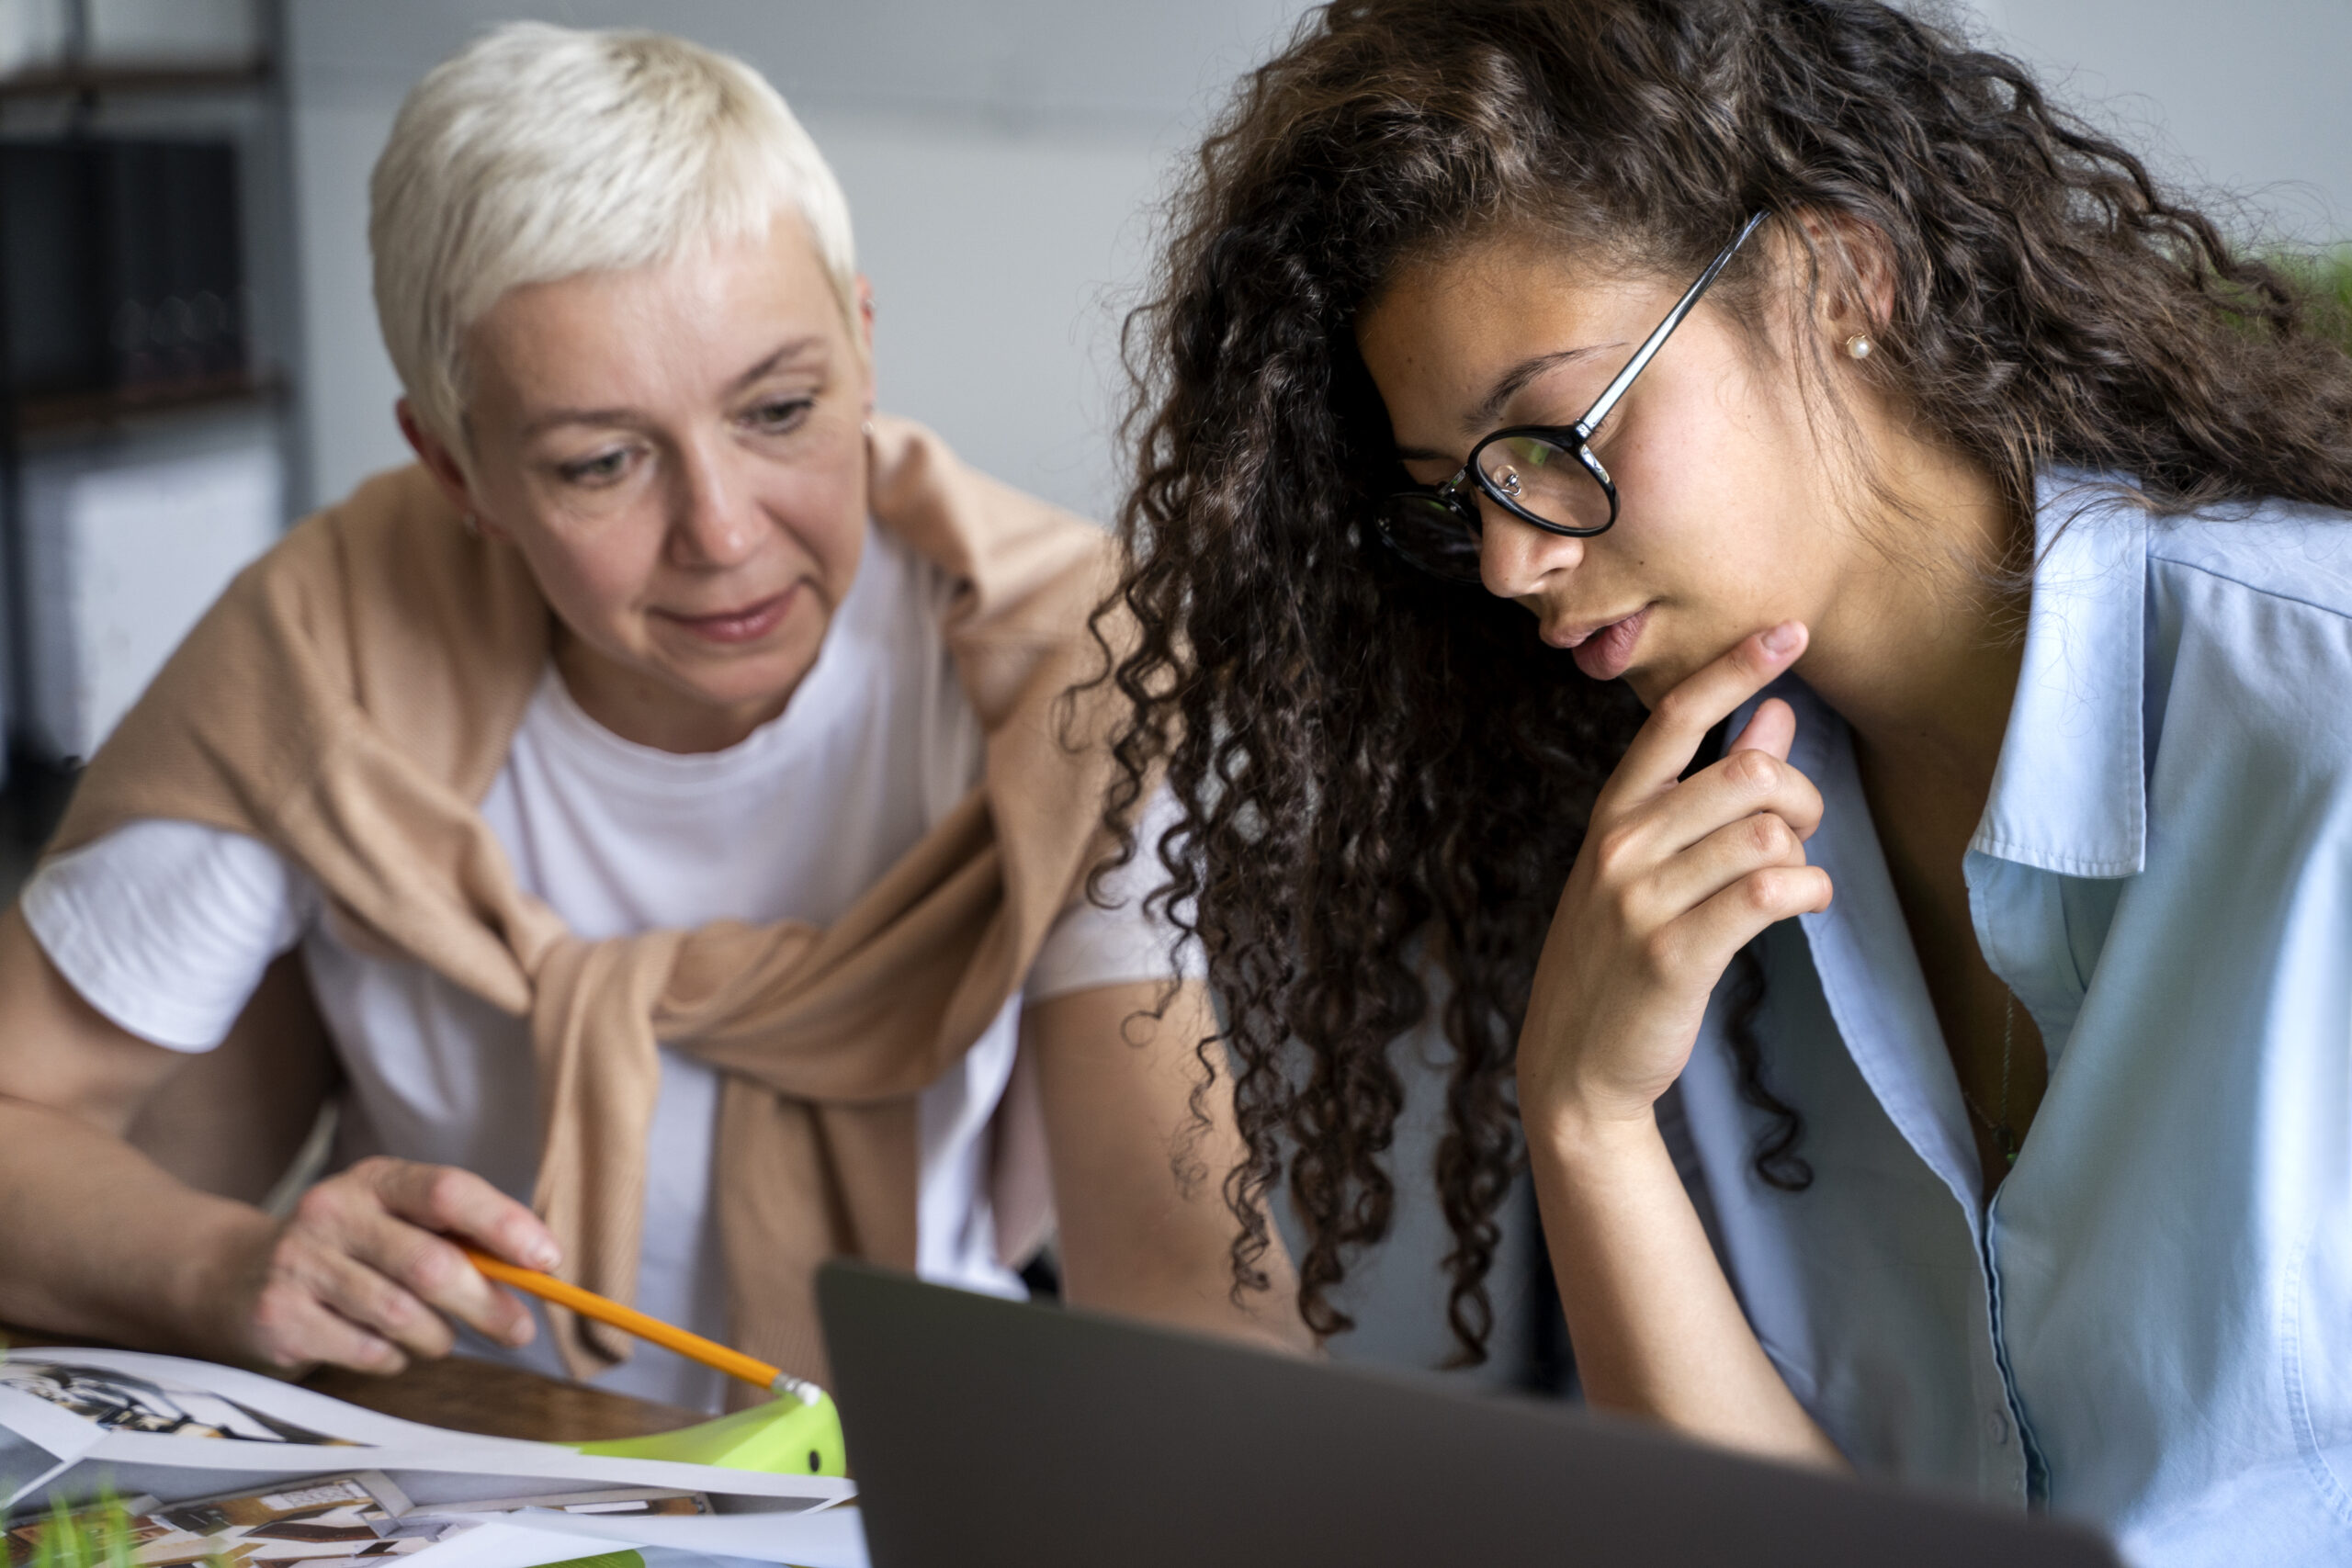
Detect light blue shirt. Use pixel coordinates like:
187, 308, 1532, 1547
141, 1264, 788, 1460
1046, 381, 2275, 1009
1667, 475, 2352, 1565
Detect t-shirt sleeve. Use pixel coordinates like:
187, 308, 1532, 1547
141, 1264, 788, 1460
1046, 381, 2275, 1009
1023, 784, 1206, 1003
20, 818, 313, 1052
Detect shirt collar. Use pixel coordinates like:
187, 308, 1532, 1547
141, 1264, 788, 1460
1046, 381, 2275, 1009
1968, 473, 2148, 878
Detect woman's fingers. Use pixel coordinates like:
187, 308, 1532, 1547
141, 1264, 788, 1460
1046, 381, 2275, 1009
1633, 808, 1815, 924
1648, 743, 1827, 854
1663, 863, 1836, 985
245, 1197, 434, 1371
368, 1156, 560, 1272
1591, 746, 1825, 901
243, 1261, 408, 1375
258, 1158, 543, 1369
288, 1223, 459, 1361
228, 1157, 556, 1374
355, 1160, 544, 1346
1520, 627, 1826, 1135
1725, 695, 1795, 761
1598, 622, 1808, 817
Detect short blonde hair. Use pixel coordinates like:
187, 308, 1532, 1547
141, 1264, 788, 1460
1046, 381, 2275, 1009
370, 21, 856, 457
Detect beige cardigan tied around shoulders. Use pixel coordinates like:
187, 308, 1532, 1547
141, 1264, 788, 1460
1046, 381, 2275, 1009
48, 416, 1124, 1384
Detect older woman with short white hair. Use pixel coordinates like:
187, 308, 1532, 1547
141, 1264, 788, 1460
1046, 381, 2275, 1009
0, 22, 1305, 1407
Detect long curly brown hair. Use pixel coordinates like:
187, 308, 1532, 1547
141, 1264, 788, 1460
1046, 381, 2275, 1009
1091, 0, 2352, 1363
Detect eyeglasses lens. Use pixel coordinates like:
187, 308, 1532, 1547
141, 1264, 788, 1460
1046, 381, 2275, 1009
1378, 435, 1613, 583
1476, 435, 1612, 535
1377, 492, 1487, 583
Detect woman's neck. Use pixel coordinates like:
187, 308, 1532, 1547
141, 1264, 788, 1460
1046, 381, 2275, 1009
1795, 446, 2029, 802
1797, 442, 2047, 1201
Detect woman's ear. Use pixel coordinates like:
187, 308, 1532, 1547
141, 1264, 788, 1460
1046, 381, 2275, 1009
396, 399, 499, 537
854, 274, 877, 413
1792, 208, 1897, 347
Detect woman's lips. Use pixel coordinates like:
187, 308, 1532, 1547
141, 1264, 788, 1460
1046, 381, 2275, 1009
1568, 606, 1652, 681
657, 586, 796, 645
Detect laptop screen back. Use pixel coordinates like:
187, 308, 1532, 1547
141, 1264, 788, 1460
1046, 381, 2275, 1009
816, 1262, 2120, 1568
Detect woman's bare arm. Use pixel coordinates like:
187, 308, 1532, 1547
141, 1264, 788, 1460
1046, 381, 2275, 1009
1023, 977, 1312, 1355
0, 902, 271, 1348
1516, 627, 1843, 1467
1530, 1109, 1837, 1464
0, 903, 550, 1370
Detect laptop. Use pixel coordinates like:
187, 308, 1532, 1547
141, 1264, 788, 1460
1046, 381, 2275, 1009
816, 1261, 2121, 1567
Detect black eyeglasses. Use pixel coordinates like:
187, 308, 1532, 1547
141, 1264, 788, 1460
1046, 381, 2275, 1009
1375, 210, 1770, 584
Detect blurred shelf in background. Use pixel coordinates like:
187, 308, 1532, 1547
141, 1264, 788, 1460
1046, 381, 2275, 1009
0, 0, 265, 81
13, 367, 279, 434
0, 0, 289, 886
0, 62, 268, 98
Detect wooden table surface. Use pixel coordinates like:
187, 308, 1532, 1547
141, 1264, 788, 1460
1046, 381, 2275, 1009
1, 1323, 704, 1444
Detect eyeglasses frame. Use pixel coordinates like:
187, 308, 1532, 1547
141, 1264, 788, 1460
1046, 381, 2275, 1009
1379, 209, 1771, 572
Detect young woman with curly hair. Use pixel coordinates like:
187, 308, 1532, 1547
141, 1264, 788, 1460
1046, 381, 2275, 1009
1096, 0, 2352, 1557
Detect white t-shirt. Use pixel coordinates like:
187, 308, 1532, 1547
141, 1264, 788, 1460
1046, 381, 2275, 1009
23, 520, 1192, 1411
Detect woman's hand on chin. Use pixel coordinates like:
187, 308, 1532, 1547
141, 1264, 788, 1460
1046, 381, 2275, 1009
203, 1156, 558, 1377
1518, 621, 1833, 1142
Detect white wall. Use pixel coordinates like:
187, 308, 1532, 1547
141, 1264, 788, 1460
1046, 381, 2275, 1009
282, 0, 1317, 522
283, 0, 2352, 520
1962, 0, 2352, 242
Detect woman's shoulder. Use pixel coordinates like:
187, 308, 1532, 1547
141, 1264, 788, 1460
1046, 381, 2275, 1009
2143, 491, 2352, 632
170, 460, 546, 806
865, 415, 1115, 641
232, 463, 536, 635
2136, 491, 2352, 782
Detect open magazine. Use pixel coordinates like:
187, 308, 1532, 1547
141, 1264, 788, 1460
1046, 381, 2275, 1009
0, 1350, 865, 1568
5, 1469, 709, 1567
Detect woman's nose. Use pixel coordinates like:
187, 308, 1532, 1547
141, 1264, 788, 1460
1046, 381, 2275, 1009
669, 446, 759, 568
1477, 497, 1584, 599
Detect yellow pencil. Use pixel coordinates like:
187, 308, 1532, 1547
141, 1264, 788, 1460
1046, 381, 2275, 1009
460, 1246, 825, 1407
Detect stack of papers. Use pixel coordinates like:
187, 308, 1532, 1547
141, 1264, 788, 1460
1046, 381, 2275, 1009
0, 1349, 867, 1568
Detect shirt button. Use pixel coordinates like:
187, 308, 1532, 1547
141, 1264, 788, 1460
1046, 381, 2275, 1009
1985, 1408, 2013, 1447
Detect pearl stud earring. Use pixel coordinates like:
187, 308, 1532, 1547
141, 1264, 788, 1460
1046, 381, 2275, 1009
1844, 333, 1873, 361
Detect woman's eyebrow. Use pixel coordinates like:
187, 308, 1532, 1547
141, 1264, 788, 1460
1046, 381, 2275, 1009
727, 333, 829, 393
1465, 344, 1611, 431
516, 335, 831, 438
519, 404, 637, 438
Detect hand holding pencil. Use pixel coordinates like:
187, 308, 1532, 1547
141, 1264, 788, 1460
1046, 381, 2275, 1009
460, 1246, 829, 1409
